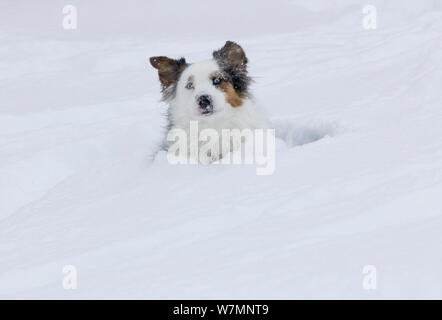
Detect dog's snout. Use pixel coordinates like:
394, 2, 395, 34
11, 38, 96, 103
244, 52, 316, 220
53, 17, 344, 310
198, 95, 211, 108
197, 94, 213, 114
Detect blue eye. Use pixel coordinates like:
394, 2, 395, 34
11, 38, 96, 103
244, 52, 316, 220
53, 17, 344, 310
186, 82, 193, 89
212, 77, 222, 85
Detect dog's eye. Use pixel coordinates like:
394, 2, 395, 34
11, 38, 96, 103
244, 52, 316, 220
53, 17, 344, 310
212, 77, 222, 85
186, 82, 194, 89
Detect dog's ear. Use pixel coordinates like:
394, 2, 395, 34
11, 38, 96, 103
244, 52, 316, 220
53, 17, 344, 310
213, 41, 247, 70
149, 56, 188, 88
213, 41, 250, 96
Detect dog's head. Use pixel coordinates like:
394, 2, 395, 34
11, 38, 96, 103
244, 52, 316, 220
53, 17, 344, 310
150, 41, 251, 117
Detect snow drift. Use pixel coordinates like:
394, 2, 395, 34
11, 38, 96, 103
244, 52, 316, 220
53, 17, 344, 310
1, 0, 442, 298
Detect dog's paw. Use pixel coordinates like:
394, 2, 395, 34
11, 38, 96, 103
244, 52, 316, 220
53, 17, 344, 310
198, 152, 216, 165
198, 150, 224, 165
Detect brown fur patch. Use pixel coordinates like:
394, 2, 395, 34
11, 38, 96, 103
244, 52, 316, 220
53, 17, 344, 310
211, 72, 243, 107
220, 80, 243, 107
149, 56, 188, 98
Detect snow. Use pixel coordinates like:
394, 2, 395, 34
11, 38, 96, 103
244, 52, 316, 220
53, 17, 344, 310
1, 0, 442, 299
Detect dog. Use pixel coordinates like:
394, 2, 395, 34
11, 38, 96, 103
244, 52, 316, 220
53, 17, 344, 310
150, 41, 269, 163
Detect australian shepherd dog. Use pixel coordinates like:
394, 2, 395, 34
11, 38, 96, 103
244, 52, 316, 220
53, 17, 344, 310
150, 41, 269, 163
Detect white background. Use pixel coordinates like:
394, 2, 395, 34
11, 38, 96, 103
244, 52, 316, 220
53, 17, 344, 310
0, 0, 441, 298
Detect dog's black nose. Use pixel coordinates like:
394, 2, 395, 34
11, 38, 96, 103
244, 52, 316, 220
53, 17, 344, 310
197, 95, 213, 112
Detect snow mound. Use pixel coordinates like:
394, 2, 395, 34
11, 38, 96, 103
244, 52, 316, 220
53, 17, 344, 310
1, 0, 442, 299
273, 118, 338, 148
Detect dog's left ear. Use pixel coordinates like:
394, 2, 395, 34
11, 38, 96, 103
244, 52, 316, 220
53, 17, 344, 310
213, 41, 248, 71
149, 56, 188, 88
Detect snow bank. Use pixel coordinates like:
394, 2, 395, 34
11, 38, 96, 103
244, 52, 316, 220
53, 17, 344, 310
1, 0, 442, 298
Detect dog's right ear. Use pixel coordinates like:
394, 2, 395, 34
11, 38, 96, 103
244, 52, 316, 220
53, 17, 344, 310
149, 56, 188, 89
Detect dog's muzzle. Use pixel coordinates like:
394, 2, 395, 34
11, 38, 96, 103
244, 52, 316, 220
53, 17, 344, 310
197, 94, 213, 115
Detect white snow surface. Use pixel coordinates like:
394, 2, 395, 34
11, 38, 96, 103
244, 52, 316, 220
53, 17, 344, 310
1, 0, 442, 299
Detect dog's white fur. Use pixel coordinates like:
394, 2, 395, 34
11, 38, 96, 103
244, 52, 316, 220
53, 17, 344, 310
151, 42, 269, 163
170, 60, 268, 140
